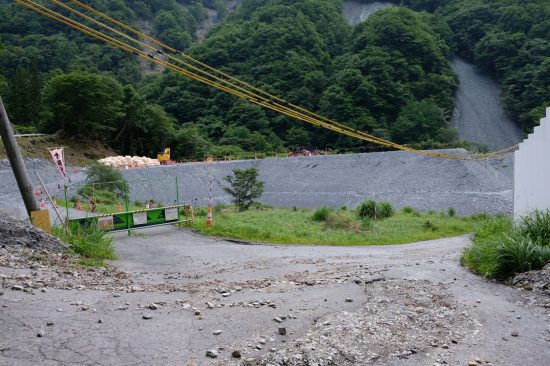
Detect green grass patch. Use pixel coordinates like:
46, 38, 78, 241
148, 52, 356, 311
461, 210, 550, 279
192, 206, 475, 246
53, 225, 117, 266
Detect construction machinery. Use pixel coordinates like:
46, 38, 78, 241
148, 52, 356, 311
157, 148, 175, 165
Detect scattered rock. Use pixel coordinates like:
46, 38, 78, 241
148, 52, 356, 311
345, 298, 353, 303
36, 330, 44, 338
205, 349, 218, 358
213, 330, 222, 335
278, 327, 287, 335
97, 319, 103, 324
511, 331, 519, 337
149, 303, 159, 310
273, 317, 282, 323
142, 314, 153, 320
11, 285, 24, 291
232, 350, 242, 358
46, 322, 54, 326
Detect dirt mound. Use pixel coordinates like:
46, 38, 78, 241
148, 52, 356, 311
0, 213, 67, 251
512, 263, 550, 297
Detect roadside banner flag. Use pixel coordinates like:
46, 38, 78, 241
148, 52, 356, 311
49, 147, 67, 179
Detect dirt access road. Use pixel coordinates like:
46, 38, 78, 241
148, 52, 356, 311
1, 226, 549, 365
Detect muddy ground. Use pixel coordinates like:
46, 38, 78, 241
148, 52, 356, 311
1, 223, 549, 366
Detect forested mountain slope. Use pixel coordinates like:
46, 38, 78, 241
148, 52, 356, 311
0, 0, 547, 160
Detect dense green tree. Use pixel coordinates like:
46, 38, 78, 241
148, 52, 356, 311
391, 100, 450, 144
42, 71, 124, 139
114, 86, 175, 157
5, 63, 42, 126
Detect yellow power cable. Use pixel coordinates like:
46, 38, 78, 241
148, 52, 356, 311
64, 0, 516, 158
17, 0, 517, 161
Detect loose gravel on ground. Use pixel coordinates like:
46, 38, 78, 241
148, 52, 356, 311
1, 222, 549, 365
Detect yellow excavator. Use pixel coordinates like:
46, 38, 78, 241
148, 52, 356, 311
157, 148, 174, 165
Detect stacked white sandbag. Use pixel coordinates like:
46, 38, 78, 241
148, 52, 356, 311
98, 156, 161, 168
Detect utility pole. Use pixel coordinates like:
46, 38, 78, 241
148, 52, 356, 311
0, 97, 39, 217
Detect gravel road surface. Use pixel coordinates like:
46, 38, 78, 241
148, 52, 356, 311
1, 226, 549, 365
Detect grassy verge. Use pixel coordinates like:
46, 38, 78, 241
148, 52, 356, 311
192, 205, 476, 246
461, 210, 550, 279
53, 225, 117, 266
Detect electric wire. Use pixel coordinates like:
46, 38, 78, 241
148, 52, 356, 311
16, 0, 518, 161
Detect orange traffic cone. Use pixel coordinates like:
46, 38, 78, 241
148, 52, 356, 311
117, 202, 122, 212
40, 198, 46, 209
206, 206, 213, 227
76, 200, 82, 210
151, 201, 156, 209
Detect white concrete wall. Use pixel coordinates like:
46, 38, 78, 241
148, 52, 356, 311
514, 107, 550, 219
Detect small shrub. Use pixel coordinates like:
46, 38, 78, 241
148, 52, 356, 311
428, 210, 436, 215
423, 220, 439, 232
448, 207, 456, 217
497, 234, 550, 277
517, 209, 550, 246
292, 206, 298, 212
340, 205, 347, 211
223, 167, 264, 211
357, 200, 377, 219
361, 217, 373, 231
402, 206, 414, 214
195, 207, 207, 217
323, 212, 360, 231
378, 202, 394, 218
312, 207, 331, 222
134, 200, 143, 207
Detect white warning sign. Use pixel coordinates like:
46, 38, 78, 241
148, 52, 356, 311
133, 212, 147, 226
165, 208, 178, 221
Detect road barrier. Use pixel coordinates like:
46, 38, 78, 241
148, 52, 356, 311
68, 204, 193, 234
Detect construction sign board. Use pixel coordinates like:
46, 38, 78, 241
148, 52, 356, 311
98, 215, 114, 230
49, 147, 67, 178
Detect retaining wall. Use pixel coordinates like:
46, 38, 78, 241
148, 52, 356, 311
514, 107, 550, 219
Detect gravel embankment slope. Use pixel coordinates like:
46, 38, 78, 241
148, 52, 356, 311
451, 57, 523, 150
122, 149, 514, 215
